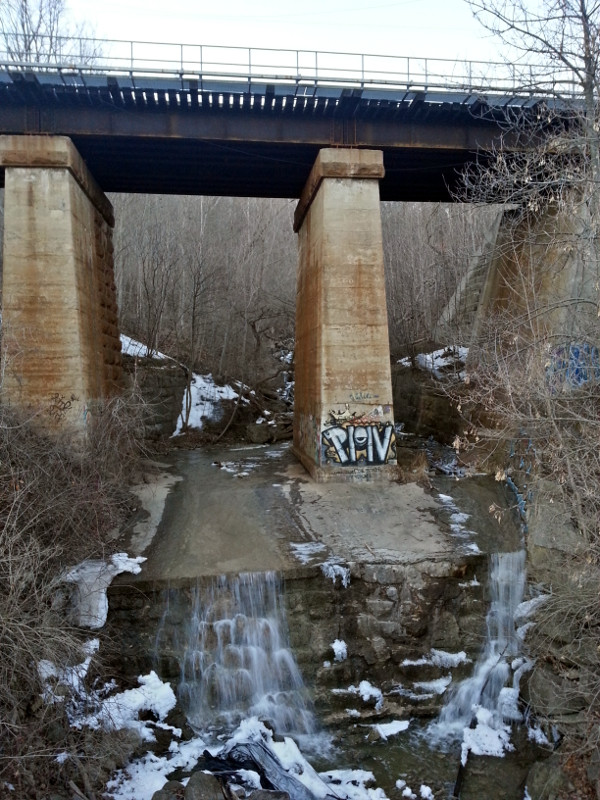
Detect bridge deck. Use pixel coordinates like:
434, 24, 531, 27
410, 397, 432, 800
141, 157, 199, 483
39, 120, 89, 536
0, 45, 545, 199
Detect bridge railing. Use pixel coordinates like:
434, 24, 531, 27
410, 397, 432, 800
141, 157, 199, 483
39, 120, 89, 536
0, 33, 580, 97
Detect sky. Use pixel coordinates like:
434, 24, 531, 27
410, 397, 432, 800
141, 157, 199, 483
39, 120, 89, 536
72, 0, 502, 65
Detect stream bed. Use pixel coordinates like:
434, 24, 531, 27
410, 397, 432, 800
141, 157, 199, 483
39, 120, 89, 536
105, 443, 551, 799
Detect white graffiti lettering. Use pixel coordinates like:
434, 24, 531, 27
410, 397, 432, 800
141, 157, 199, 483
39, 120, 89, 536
322, 422, 395, 466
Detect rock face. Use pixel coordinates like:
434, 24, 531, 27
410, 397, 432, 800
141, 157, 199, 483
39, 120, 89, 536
285, 559, 483, 724
525, 754, 575, 800
391, 364, 463, 444
509, 468, 600, 793
526, 479, 586, 577
107, 552, 485, 731
122, 354, 187, 437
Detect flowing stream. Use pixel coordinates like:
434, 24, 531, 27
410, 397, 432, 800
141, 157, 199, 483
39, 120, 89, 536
157, 571, 315, 738
431, 549, 528, 743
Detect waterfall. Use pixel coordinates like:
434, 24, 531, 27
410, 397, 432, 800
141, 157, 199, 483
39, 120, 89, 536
432, 550, 527, 740
159, 571, 315, 737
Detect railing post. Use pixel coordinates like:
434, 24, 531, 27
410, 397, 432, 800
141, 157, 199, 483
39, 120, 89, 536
361, 53, 365, 88
130, 40, 134, 71
180, 43, 183, 73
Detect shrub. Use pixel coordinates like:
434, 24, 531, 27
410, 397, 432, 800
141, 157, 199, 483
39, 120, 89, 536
0, 392, 147, 797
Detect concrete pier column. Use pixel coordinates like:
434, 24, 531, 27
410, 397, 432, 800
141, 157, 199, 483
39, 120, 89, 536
293, 148, 396, 481
0, 135, 122, 426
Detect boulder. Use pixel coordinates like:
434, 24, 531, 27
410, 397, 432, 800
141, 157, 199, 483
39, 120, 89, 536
525, 755, 574, 800
151, 780, 186, 800
184, 771, 224, 799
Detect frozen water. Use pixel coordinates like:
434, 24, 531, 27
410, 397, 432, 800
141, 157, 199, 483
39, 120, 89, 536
429, 551, 527, 761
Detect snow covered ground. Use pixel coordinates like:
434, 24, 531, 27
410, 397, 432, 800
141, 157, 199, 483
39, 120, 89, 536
46, 657, 434, 800
120, 334, 238, 435
172, 372, 238, 434
397, 346, 469, 381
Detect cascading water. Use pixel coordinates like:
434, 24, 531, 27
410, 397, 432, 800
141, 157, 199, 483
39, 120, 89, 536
430, 550, 527, 743
157, 571, 315, 738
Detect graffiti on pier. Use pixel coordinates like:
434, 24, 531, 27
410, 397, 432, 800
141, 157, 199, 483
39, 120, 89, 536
547, 341, 600, 390
349, 390, 379, 403
322, 405, 396, 466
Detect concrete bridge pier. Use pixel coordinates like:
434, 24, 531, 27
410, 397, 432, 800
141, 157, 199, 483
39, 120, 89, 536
437, 203, 599, 351
293, 148, 397, 482
0, 135, 122, 426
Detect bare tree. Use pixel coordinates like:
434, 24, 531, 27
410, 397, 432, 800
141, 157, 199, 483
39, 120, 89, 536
450, 0, 600, 775
382, 202, 497, 356
0, 0, 98, 63
464, 0, 600, 298
112, 194, 296, 393
175, 196, 222, 430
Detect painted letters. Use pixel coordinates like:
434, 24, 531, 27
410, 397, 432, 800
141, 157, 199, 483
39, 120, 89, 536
321, 406, 396, 466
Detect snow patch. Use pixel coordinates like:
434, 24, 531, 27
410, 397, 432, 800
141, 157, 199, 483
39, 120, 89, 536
290, 541, 327, 564
514, 594, 550, 623
371, 719, 410, 740
120, 334, 169, 360
460, 706, 514, 765
332, 639, 348, 662
413, 675, 452, 695
107, 737, 208, 800
77, 671, 177, 742
415, 346, 469, 380
332, 681, 383, 711
63, 553, 145, 629
401, 649, 470, 668
527, 721, 550, 746
320, 560, 350, 588
38, 638, 100, 704
430, 649, 471, 668
174, 372, 238, 434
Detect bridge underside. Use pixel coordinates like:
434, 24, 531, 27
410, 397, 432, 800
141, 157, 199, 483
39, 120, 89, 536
34, 136, 479, 202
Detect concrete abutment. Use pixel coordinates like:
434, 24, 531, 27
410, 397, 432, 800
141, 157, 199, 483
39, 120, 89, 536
293, 148, 397, 482
0, 135, 122, 426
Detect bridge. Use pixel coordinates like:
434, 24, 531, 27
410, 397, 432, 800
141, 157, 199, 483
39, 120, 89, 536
0, 39, 555, 201
0, 38, 576, 481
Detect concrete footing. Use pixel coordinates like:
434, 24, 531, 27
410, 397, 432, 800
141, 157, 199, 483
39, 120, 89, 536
293, 148, 397, 482
0, 135, 122, 426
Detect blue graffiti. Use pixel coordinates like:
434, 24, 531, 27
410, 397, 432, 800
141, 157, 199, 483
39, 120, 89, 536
547, 342, 600, 390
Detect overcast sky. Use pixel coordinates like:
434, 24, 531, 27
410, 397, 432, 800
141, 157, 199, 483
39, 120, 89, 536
73, 0, 501, 64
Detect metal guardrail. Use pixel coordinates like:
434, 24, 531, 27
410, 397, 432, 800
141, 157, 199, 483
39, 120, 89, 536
0, 33, 580, 97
